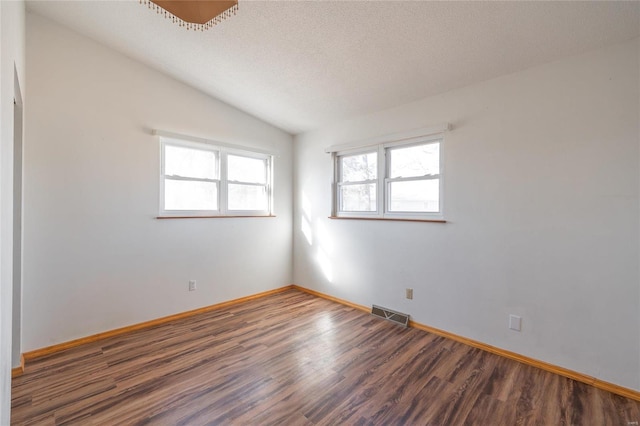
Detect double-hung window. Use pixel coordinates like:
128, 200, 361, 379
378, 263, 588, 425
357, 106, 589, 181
226, 153, 270, 212
337, 151, 378, 213
162, 140, 219, 213
160, 136, 273, 217
386, 140, 440, 216
332, 131, 444, 220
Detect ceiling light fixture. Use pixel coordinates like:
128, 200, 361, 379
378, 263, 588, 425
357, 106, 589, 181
141, 0, 238, 31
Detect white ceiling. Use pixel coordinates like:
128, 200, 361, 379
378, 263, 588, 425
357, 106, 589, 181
27, 1, 640, 135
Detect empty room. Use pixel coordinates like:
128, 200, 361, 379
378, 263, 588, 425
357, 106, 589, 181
1, 0, 640, 424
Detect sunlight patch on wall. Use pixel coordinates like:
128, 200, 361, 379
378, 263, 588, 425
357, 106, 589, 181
301, 191, 313, 245
317, 247, 333, 283
316, 221, 334, 254
302, 192, 312, 219
301, 216, 313, 245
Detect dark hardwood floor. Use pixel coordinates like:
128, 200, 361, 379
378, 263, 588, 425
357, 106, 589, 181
11, 289, 640, 425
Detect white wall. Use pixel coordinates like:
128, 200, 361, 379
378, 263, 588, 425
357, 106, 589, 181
294, 38, 640, 390
23, 13, 293, 352
0, 0, 25, 422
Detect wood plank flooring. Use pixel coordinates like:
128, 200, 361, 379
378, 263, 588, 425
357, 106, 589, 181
11, 289, 640, 425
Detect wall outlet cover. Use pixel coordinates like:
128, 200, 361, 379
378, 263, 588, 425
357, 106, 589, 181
509, 314, 522, 331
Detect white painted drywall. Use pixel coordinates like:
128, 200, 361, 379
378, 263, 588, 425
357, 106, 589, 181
23, 13, 293, 352
0, 0, 25, 422
12, 76, 23, 371
294, 38, 640, 390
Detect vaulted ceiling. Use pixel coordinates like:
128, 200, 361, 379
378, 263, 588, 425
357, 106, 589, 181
27, 1, 640, 134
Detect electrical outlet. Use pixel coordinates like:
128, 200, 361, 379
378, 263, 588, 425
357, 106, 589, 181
406, 288, 413, 300
189, 280, 196, 291
509, 314, 521, 331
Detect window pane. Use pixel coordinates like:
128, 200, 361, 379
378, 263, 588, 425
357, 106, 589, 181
341, 152, 377, 182
340, 184, 377, 212
389, 143, 439, 178
389, 179, 439, 212
228, 184, 267, 211
228, 155, 267, 184
165, 145, 217, 179
164, 179, 217, 211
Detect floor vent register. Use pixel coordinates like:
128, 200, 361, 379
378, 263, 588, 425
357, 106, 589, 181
371, 305, 409, 327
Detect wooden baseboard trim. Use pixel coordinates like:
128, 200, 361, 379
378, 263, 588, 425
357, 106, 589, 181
11, 354, 25, 378
22, 285, 294, 362
292, 285, 370, 313
407, 320, 596, 386
594, 379, 640, 401
292, 285, 640, 402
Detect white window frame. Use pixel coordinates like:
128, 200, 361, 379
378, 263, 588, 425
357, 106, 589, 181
332, 134, 444, 220
335, 148, 380, 217
223, 148, 273, 216
159, 136, 273, 217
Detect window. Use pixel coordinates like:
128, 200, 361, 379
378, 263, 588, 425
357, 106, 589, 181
333, 136, 442, 220
338, 151, 377, 212
386, 142, 440, 214
160, 136, 272, 216
227, 154, 270, 211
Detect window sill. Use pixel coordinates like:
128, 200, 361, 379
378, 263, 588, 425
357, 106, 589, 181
328, 216, 446, 223
157, 215, 276, 220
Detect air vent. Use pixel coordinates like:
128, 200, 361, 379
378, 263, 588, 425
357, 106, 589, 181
371, 305, 409, 327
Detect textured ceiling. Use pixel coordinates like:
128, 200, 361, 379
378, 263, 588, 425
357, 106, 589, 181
27, 1, 640, 135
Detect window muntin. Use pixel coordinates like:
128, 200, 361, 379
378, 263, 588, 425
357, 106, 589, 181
160, 137, 272, 216
334, 137, 442, 219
